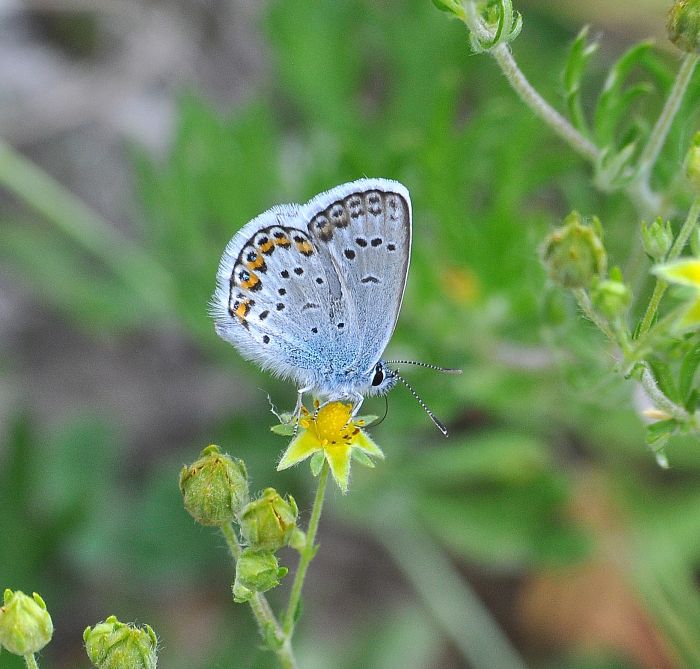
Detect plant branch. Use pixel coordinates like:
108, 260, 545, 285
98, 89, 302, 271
636, 53, 699, 186
640, 364, 690, 423
220, 523, 297, 669
23, 655, 39, 669
283, 460, 329, 637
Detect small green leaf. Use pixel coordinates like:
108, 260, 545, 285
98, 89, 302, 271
310, 451, 325, 476
646, 358, 681, 404
351, 449, 375, 468
679, 343, 700, 402
355, 414, 380, 427
293, 597, 304, 624
271, 423, 295, 436
645, 418, 679, 447
563, 26, 598, 134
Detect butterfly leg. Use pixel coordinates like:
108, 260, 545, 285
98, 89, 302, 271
347, 392, 365, 426
292, 385, 313, 437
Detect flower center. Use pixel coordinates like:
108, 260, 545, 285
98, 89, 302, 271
313, 403, 354, 443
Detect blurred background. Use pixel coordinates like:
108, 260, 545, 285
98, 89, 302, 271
1, 1, 699, 667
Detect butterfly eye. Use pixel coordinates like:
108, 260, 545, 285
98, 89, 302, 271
371, 363, 385, 387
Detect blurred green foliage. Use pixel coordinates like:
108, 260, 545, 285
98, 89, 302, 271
3, 0, 700, 668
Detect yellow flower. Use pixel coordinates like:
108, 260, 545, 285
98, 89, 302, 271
654, 258, 700, 329
276, 402, 383, 493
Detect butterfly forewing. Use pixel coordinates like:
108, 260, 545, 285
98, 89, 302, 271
303, 179, 411, 372
211, 178, 411, 391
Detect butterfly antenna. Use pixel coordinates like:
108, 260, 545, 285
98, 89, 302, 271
391, 371, 449, 436
385, 360, 462, 375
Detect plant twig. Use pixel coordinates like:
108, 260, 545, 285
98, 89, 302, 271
636, 53, 699, 187
283, 460, 329, 637
23, 655, 39, 669
220, 523, 297, 669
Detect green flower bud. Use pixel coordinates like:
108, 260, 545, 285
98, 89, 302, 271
641, 218, 673, 261
685, 131, 700, 193
84, 616, 157, 669
591, 277, 631, 319
668, 0, 700, 53
179, 444, 249, 526
0, 589, 53, 656
232, 549, 288, 603
239, 488, 298, 551
542, 212, 607, 288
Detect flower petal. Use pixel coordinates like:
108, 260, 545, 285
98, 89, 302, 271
277, 432, 321, 471
654, 259, 700, 288
354, 432, 384, 460
324, 444, 352, 494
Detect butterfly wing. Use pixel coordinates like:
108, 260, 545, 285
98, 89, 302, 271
211, 205, 353, 387
302, 178, 412, 374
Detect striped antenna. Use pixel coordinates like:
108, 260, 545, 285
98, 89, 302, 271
385, 360, 462, 375
391, 371, 449, 437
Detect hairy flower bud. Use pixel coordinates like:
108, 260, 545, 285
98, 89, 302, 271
668, 0, 700, 53
0, 589, 53, 656
239, 488, 298, 551
179, 445, 249, 526
641, 218, 673, 261
542, 212, 607, 288
232, 549, 288, 603
685, 131, 700, 193
84, 616, 157, 669
591, 277, 631, 319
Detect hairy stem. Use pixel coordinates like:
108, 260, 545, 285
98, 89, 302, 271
220, 523, 297, 669
636, 53, 699, 186
23, 655, 39, 669
283, 460, 329, 637
490, 43, 600, 163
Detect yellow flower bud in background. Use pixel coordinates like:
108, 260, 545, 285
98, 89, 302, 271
83, 616, 158, 669
542, 212, 607, 288
239, 488, 298, 551
0, 589, 53, 656
668, 0, 700, 53
179, 445, 249, 526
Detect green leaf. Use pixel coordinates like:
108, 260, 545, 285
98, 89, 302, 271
270, 423, 295, 436
563, 26, 598, 135
310, 451, 325, 476
646, 357, 681, 404
351, 449, 376, 468
645, 418, 679, 447
679, 342, 700, 403
594, 41, 655, 147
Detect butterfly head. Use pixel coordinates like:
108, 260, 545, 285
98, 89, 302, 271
364, 361, 399, 396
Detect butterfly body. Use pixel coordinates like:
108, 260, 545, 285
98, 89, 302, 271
211, 178, 411, 408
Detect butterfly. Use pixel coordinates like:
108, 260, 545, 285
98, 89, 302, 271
211, 178, 456, 434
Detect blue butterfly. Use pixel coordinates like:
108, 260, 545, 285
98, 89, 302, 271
211, 178, 457, 434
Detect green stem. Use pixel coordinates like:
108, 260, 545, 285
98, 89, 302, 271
639, 196, 700, 336
640, 364, 690, 423
283, 460, 329, 637
372, 494, 528, 669
490, 43, 600, 163
220, 523, 297, 669
572, 288, 617, 343
23, 654, 39, 669
636, 53, 699, 186
0, 138, 175, 314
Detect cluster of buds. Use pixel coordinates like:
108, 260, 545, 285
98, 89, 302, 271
179, 445, 301, 604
